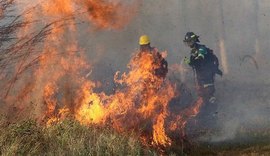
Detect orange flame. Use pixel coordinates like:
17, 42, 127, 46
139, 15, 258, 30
75, 82, 106, 124
5, 0, 206, 149
82, 0, 140, 29
153, 112, 172, 146
43, 83, 57, 117
188, 97, 204, 117
73, 51, 176, 146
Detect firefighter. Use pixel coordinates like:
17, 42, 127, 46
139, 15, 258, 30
138, 35, 168, 79
183, 32, 222, 104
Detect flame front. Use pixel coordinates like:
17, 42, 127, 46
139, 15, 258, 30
75, 82, 106, 124
153, 111, 172, 146
4, 0, 204, 149
74, 51, 176, 146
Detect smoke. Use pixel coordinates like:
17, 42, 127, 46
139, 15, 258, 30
78, 0, 270, 143
0, 0, 141, 121
2, 0, 270, 145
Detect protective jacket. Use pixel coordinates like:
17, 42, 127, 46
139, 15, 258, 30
139, 47, 168, 79
187, 43, 221, 86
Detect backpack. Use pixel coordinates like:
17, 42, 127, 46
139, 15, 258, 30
205, 48, 222, 76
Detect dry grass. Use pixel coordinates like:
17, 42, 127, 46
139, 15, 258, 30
0, 117, 270, 156
0, 118, 157, 156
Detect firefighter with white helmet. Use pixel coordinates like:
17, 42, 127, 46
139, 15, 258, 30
183, 32, 222, 104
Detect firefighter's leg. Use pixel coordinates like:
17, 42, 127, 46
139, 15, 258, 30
207, 85, 216, 104
197, 85, 208, 104
198, 85, 216, 104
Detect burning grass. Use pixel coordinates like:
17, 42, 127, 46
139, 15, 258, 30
2, 1, 270, 155
0, 117, 157, 156
0, 0, 192, 152
1, 117, 270, 156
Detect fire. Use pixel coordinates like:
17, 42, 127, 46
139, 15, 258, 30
75, 82, 106, 125
153, 112, 172, 146
43, 83, 57, 119
82, 0, 140, 29
73, 51, 176, 146
111, 52, 174, 146
188, 97, 204, 117
3, 0, 206, 150
168, 97, 204, 142
42, 0, 74, 16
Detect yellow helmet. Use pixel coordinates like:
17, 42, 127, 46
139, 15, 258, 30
139, 35, 150, 45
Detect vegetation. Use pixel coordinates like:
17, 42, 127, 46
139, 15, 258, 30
0, 1, 269, 156
0, 117, 270, 156
0, 118, 158, 156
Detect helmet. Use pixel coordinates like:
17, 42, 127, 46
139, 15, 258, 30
139, 35, 150, 45
183, 32, 200, 43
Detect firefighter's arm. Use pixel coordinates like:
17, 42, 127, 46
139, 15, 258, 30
216, 69, 223, 76
213, 54, 223, 76
195, 47, 207, 60
184, 56, 191, 65
162, 59, 168, 72
184, 56, 196, 67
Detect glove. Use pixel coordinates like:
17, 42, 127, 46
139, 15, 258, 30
216, 69, 223, 76
195, 53, 204, 60
184, 57, 190, 65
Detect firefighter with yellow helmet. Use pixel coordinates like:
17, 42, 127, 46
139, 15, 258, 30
138, 35, 168, 79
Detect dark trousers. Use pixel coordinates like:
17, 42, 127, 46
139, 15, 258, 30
197, 84, 215, 103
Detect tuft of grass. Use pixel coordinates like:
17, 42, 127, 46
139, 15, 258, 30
0, 119, 46, 156
44, 119, 147, 155
0, 118, 156, 156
